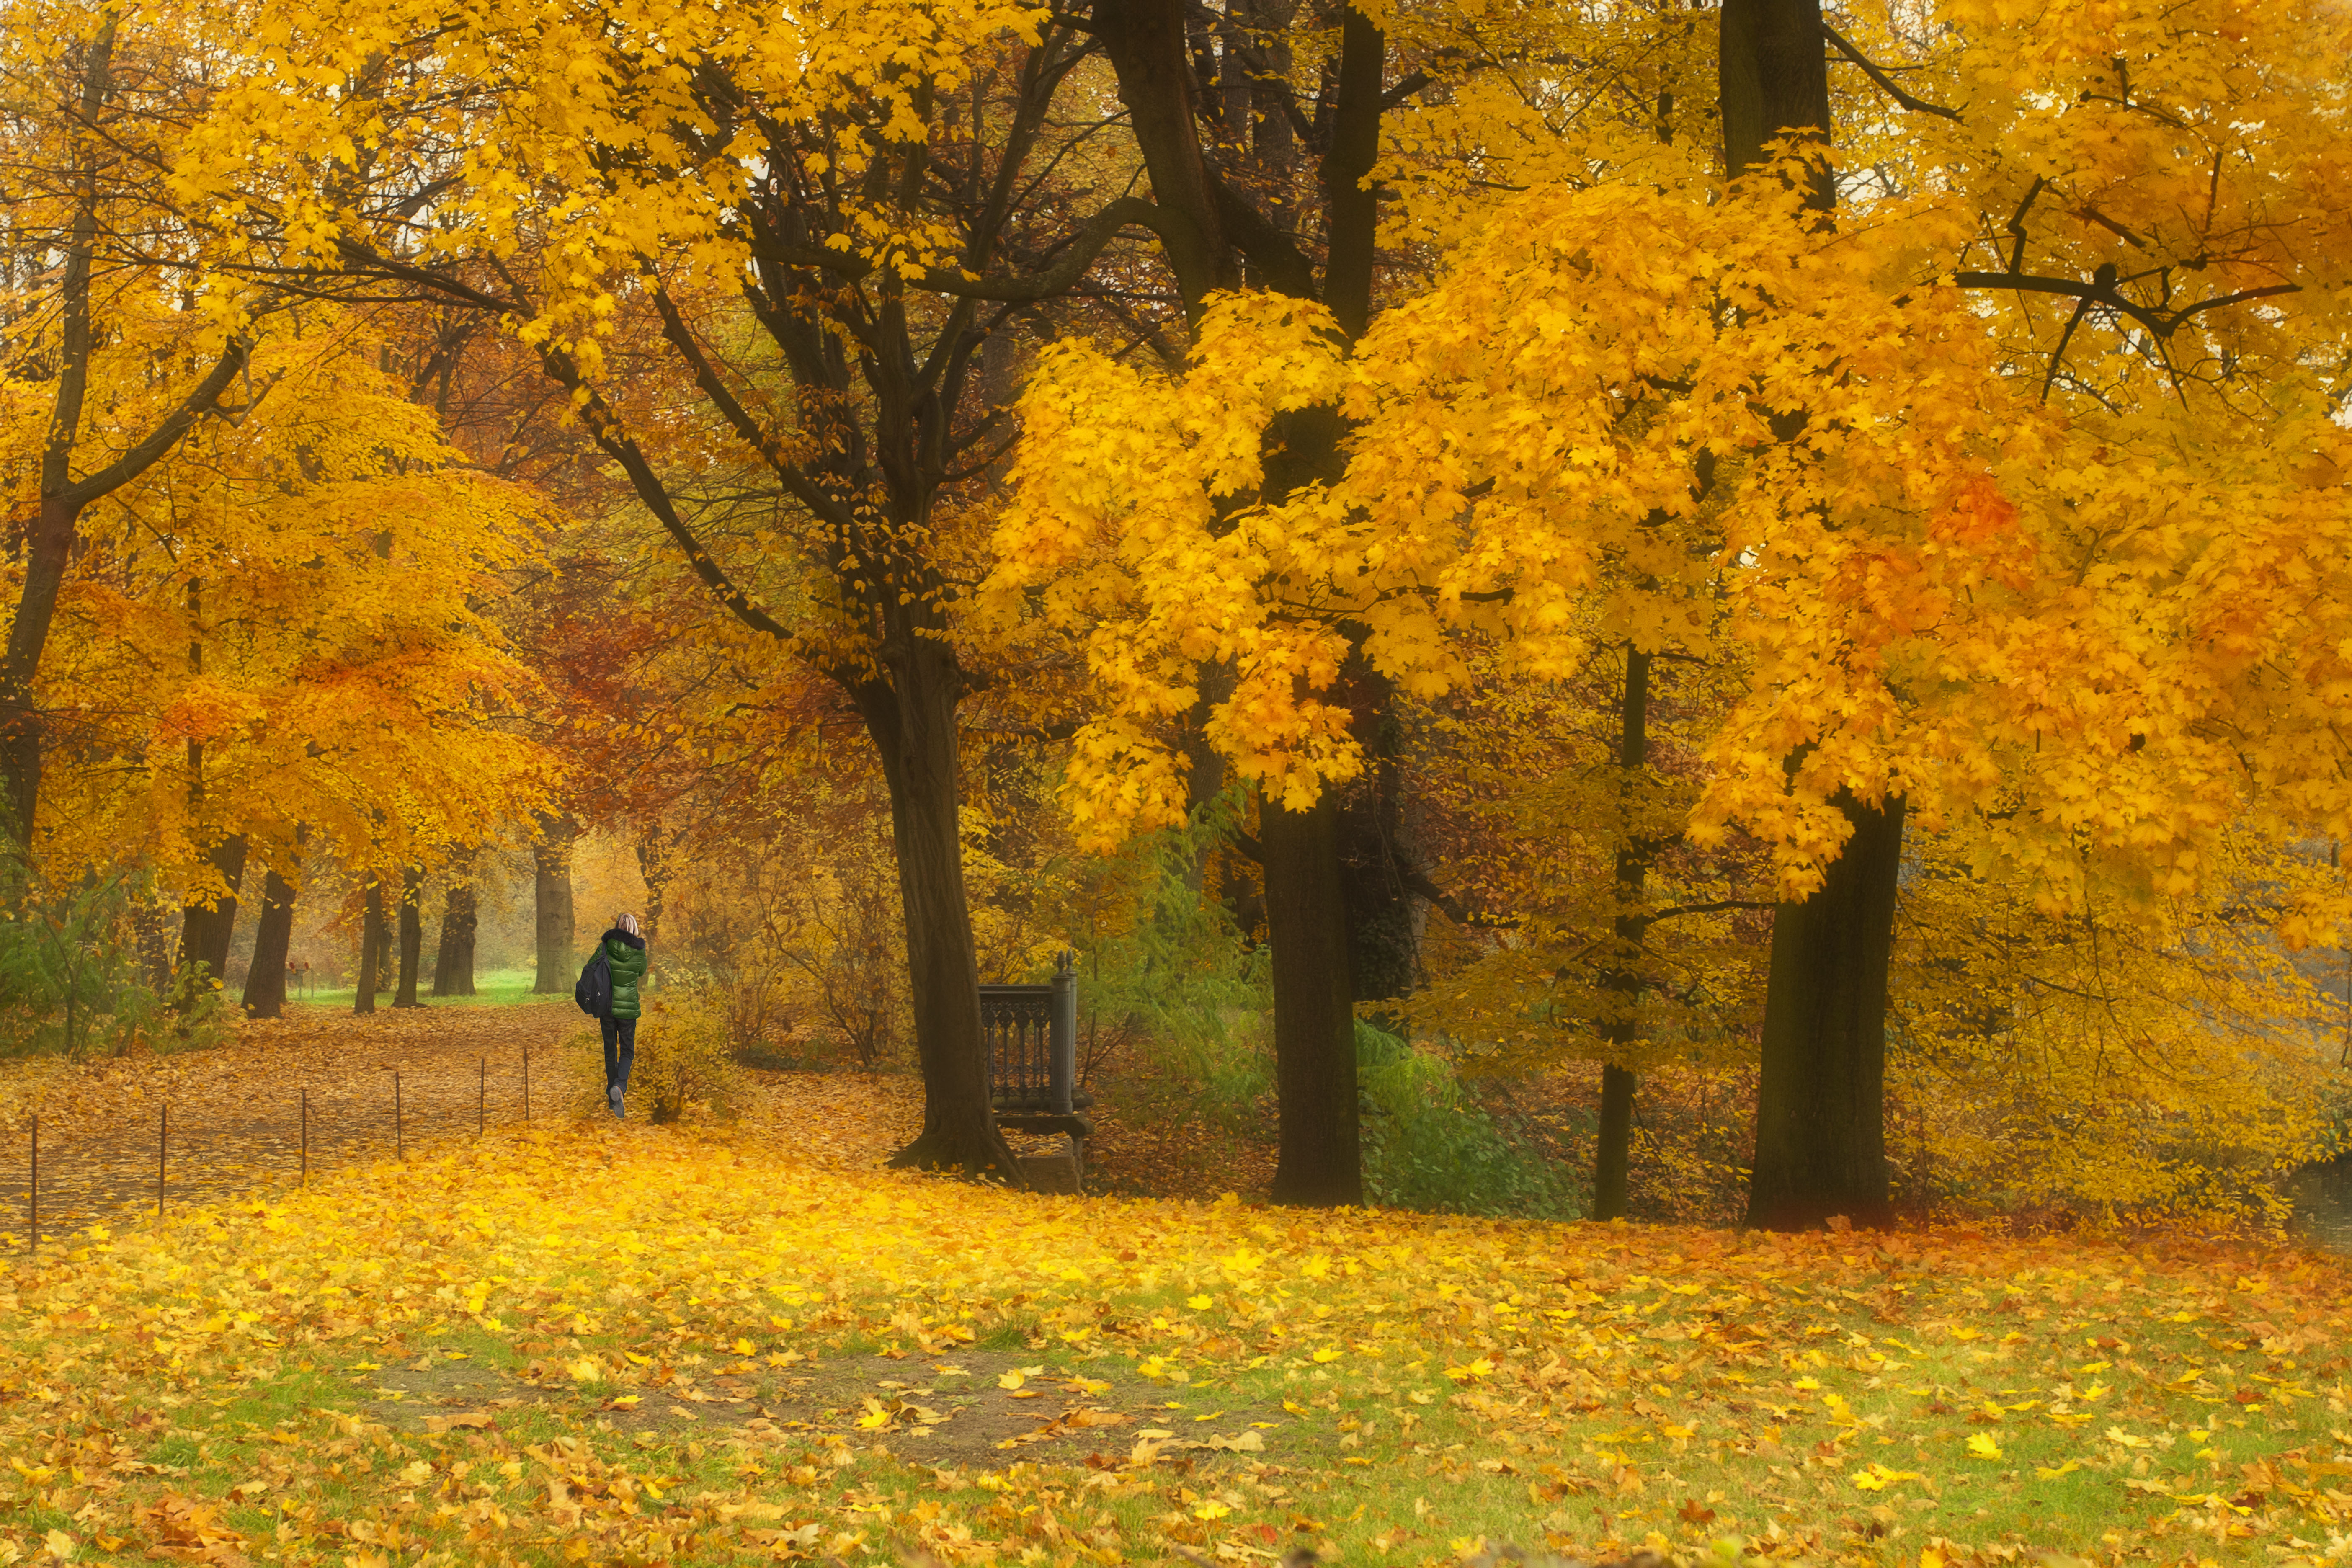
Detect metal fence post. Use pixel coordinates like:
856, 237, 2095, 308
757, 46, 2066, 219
478, 1057, 486, 1135
1049, 950, 1078, 1117
394, 1070, 403, 1160
300, 1087, 309, 1187
523, 1044, 530, 1121
27, 1116, 36, 1258
157, 1104, 166, 1225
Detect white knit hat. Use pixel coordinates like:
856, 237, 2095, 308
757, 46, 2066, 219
615, 913, 641, 936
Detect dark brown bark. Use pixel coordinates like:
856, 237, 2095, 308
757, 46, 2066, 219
1720, 0, 1836, 211
1592, 648, 1653, 1221
532, 815, 578, 993
393, 864, 424, 1006
634, 827, 676, 946
1746, 791, 1905, 1230
177, 833, 247, 999
355, 879, 385, 1016
432, 879, 477, 997
856, 655, 1024, 1184
1336, 656, 1419, 1009
1594, 1064, 1637, 1220
1091, 0, 1239, 319
1263, 791, 1362, 1205
242, 861, 299, 1019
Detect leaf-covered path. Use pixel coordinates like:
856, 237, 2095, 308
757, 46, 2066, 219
0, 1001, 581, 1249
3, 1103, 2350, 1567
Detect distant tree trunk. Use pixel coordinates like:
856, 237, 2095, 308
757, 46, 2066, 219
854, 656, 1024, 1184
532, 814, 578, 993
242, 859, 299, 1019
393, 864, 424, 1007
1592, 647, 1654, 1221
432, 868, 477, 998
355, 879, 384, 1016
177, 831, 248, 998
634, 825, 676, 946
1263, 789, 1362, 1206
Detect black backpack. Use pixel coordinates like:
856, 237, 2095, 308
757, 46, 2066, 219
575, 948, 612, 1018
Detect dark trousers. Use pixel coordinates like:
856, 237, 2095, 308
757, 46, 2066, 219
601, 1015, 638, 1090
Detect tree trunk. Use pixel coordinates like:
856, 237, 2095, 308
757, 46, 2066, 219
177, 832, 248, 998
242, 861, 298, 1019
1336, 655, 1420, 1011
1718, 0, 1906, 1231
1746, 790, 1905, 1230
532, 815, 578, 993
635, 827, 675, 946
355, 879, 384, 1015
1263, 789, 1362, 1206
433, 878, 477, 997
1594, 1064, 1637, 1220
854, 653, 1024, 1183
1592, 647, 1654, 1221
393, 864, 424, 1006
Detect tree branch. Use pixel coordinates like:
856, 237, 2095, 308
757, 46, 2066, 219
1821, 24, 1962, 121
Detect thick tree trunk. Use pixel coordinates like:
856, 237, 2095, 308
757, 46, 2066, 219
1592, 648, 1653, 1221
393, 864, 424, 1007
1720, 0, 1905, 1231
854, 653, 1023, 1184
532, 815, 578, 993
1719, 0, 1836, 210
432, 879, 477, 997
177, 832, 248, 998
1746, 790, 1906, 1230
242, 861, 298, 1018
355, 879, 385, 1016
1263, 790, 1362, 1206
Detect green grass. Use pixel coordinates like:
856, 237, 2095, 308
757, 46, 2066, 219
283, 965, 556, 1014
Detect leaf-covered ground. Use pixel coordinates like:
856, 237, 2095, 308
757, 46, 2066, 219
3, 1106, 2349, 1568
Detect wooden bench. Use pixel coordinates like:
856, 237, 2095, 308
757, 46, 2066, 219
980, 952, 1093, 1191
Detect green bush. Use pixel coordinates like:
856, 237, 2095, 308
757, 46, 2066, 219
0, 869, 224, 1058
1065, 820, 1272, 1132
1357, 1022, 1580, 1220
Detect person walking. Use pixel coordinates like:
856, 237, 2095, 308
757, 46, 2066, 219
598, 913, 650, 1117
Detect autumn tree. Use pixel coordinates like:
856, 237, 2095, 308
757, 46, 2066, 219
0, 0, 261, 866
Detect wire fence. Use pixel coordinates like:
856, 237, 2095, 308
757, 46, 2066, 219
2, 1042, 558, 1258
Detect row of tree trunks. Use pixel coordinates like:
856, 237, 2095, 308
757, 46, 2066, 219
212, 849, 486, 1019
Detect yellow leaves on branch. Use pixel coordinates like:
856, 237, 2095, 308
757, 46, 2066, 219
1000, 176, 2352, 920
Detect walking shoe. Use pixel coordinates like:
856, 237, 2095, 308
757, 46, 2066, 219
613, 1090, 626, 1119
607, 1083, 620, 1114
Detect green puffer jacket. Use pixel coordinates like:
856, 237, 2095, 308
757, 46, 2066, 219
600, 929, 650, 1018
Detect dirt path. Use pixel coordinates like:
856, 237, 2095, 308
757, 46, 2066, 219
0, 1001, 583, 1250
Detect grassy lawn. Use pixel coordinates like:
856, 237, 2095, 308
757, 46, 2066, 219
284, 965, 551, 1015
2, 1123, 2347, 1568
